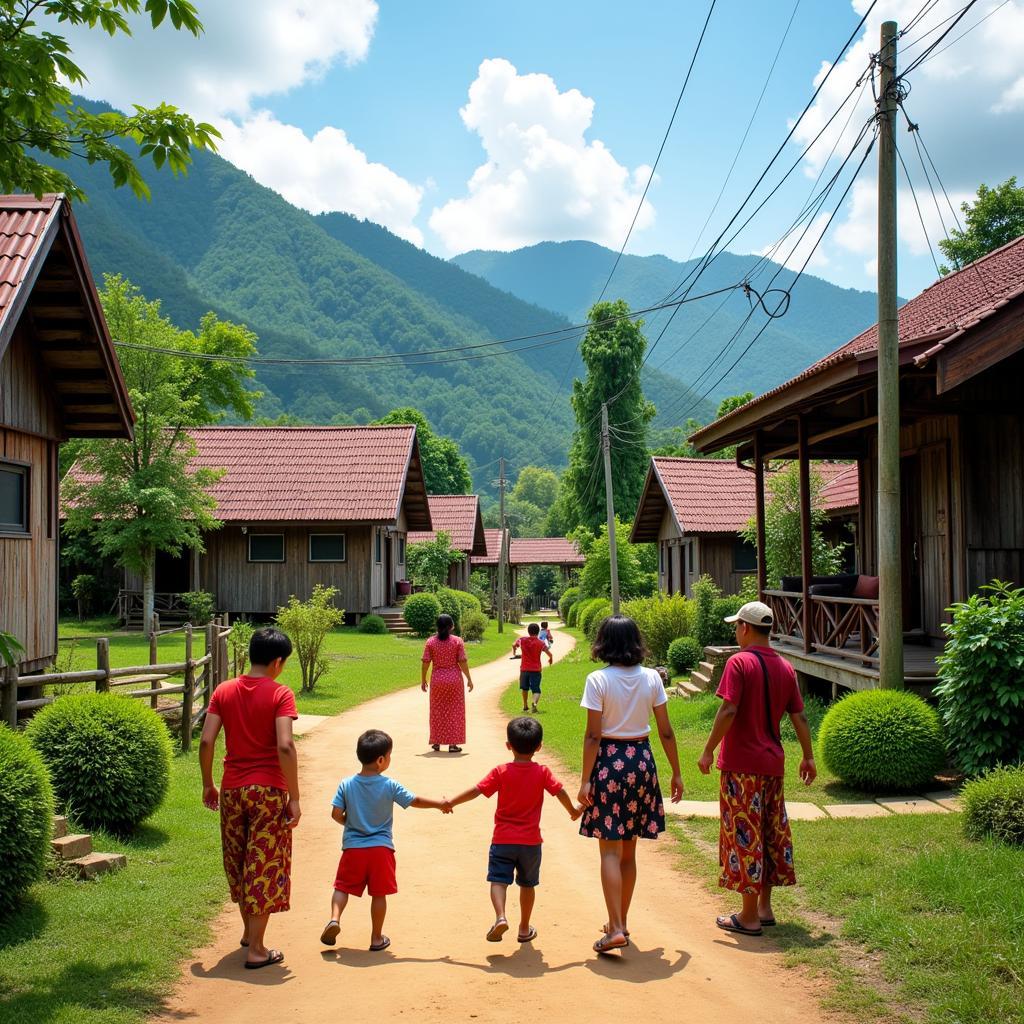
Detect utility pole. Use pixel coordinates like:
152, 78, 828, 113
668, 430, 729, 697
876, 19, 903, 689
601, 403, 620, 614
497, 457, 507, 634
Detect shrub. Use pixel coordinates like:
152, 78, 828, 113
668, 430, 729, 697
403, 592, 441, 637
566, 597, 584, 628
450, 589, 482, 616
180, 589, 216, 626
461, 610, 488, 642
711, 596, 744, 646
227, 620, 254, 675
436, 588, 463, 634
572, 597, 602, 634
818, 690, 946, 792
936, 580, 1024, 775
582, 599, 612, 643
622, 593, 690, 663
668, 636, 703, 676
0, 725, 54, 913
692, 575, 720, 649
27, 694, 171, 833
558, 586, 581, 622
962, 766, 1024, 846
70, 573, 98, 619
406, 531, 464, 590
358, 614, 388, 635
275, 585, 345, 693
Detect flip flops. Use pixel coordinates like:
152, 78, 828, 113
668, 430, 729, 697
244, 949, 284, 969
320, 920, 341, 946
486, 918, 509, 942
369, 936, 391, 952
593, 932, 629, 953
716, 913, 763, 936
517, 927, 537, 943
760, 917, 777, 927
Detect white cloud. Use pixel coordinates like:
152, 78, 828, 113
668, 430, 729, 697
429, 58, 654, 253
759, 211, 833, 272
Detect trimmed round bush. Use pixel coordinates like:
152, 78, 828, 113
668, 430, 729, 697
403, 592, 442, 637
450, 589, 482, 616
566, 598, 583, 628
0, 725, 54, 913
962, 766, 1024, 846
710, 596, 744, 646
818, 690, 946, 792
572, 597, 602, 632
27, 693, 171, 833
582, 599, 612, 642
461, 610, 488, 642
357, 614, 388, 635
558, 586, 581, 622
436, 588, 463, 634
668, 636, 703, 676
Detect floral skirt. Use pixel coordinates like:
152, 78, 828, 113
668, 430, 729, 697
579, 737, 665, 841
718, 771, 796, 894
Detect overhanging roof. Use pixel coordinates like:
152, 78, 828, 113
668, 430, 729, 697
408, 494, 487, 555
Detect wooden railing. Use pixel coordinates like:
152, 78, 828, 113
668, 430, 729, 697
1, 616, 235, 750
765, 589, 880, 667
115, 590, 191, 627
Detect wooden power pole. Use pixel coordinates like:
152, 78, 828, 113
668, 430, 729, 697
497, 457, 507, 634
601, 403, 620, 614
876, 19, 904, 689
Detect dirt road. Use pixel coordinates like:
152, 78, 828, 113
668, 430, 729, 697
157, 632, 832, 1023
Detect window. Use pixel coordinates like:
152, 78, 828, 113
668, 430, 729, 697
309, 533, 346, 562
659, 545, 665, 573
375, 529, 382, 564
733, 538, 757, 572
398, 538, 406, 565
248, 533, 285, 562
0, 463, 29, 534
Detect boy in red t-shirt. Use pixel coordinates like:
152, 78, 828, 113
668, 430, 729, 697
199, 627, 299, 970
512, 623, 553, 713
444, 717, 581, 942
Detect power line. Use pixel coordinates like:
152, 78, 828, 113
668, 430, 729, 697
911, 0, 1011, 67
900, 0, 980, 76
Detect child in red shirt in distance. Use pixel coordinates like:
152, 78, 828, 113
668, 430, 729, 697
512, 622, 553, 713
445, 717, 581, 943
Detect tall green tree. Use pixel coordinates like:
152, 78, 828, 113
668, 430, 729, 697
649, 393, 753, 459
1, 0, 220, 200
939, 177, 1024, 274
63, 276, 259, 633
564, 300, 654, 531
373, 408, 471, 495
511, 466, 559, 511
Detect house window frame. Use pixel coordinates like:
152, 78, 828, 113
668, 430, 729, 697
248, 533, 285, 563
375, 529, 382, 564
309, 533, 346, 563
0, 460, 30, 537
732, 537, 758, 573
398, 537, 406, 565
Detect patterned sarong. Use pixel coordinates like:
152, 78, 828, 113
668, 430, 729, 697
220, 785, 292, 915
718, 771, 796, 894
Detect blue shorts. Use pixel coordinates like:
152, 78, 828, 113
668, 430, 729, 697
487, 843, 542, 888
519, 671, 542, 694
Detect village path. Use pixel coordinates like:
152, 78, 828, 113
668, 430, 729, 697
156, 630, 834, 1024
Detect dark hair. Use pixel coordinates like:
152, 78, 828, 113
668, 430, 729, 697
356, 729, 393, 765
436, 614, 455, 640
527, 622, 540, 636
540, 621, 549, 629
591, 615, 647, 667
507, 716, 543, 754
249, 627, 292, 666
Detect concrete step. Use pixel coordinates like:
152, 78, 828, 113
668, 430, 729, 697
52, 815, 68, 839
674, 680, 703, 698
698, 660, 716, 675
689, 670, 712, 691
69, 852, 127, 880
53, 833, 93, 860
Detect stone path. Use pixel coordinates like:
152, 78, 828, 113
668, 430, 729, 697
668, 790, 960, 821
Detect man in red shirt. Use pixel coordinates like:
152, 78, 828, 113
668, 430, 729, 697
512, 622, 553, 713
697, 602, 816, 937
199, 627, 300, 969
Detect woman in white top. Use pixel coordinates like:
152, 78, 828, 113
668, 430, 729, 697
578, 615, 683, 954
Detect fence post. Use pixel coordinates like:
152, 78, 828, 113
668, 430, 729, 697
218, 616, 229, 687
149, 623, 159, 710
96, 638, 110, 693
2, 664, 18, 728
180, 625, 194, 752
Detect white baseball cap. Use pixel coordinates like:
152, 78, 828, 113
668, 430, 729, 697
723, 601, 774, 628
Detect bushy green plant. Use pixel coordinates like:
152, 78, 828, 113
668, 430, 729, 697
436, 588, 463, 634
403, 592, 442, 638
572, 597, 602, 634
668, 636, 703, 676
0, 725, 54, 913
566, 598, 584, 628
621, 593, 690, 663
818, 690, 946, 792
962, 766, 1024, 846
227, 620, 254, 675
582, 599, 612, 642
936, 581, 1024, 775
558, 586, 581, 622
578, 517, 656, 599
468, 569, 491, 611
692, 575, 720, 649
357, 614, 388, 635
27, 694, 171, 833
275, 585, 344, 693
461, 610, 488, 642
711, 595, 744, 646
180, 589, 216, 626
70, 573, 98, 619
406, 531, 464, 590
450, 590, 482, 616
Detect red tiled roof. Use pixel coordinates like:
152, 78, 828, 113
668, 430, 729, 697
472, 528, 507, 566
408, 494, 486, 554
0, 194, 61, 331
509, 537, 584, 567
820, 464, 859, 512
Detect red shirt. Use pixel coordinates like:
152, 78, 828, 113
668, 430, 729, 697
514, 636, 548, 673
716, 647, 803, 777
208, 675, 298, 790
477, 761, 563, 845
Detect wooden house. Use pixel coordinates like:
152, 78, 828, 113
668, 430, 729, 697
408, 494, 487, 590
1, 195, 134, 671
630, 457, 857, 597
470, 527, 510, 609
689, 234, 1024, 692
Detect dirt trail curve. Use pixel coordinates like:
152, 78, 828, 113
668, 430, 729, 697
157, 631, 833, 1024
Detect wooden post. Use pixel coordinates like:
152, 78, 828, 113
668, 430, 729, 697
96, 637, 110, 693
797, 417, 813, 654
149, 624, 159, 709
180, 625, 194, 752
877, 19, 904, 689
206, 622, 217, 703
601, 403, 620, 614
218, 616, 229, 686
497, 458, 507, 634
754, 431, 768, 601
2, 664, 18, 728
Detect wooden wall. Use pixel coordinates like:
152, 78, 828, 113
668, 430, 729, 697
696, 535, 755, 597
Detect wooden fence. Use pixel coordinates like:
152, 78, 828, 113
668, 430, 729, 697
0, 616, 235, 751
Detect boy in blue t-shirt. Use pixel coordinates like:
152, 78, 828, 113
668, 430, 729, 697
320, 729, 449, 951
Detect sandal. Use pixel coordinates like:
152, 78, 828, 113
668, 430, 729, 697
244, 949, 284, 969
716, 913, 763, 937
517, 927, 537, 943
593, 932, 629, 953
448, 745, 463, 753
431, 744, 440, 752
320, 920, 341, 946
487, 918, 509, 942
760, 917, 777, 927
369, 936, 391, 952
602, 923, 630, 938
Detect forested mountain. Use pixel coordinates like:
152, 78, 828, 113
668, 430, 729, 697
454, 240, 885, 402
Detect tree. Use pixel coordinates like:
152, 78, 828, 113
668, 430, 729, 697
373, 408, 471, 495
275, 585, 344, 693
1, 1, 220, 201
511, 467, 559, 511
405, 531, 464, 591
741, 463, 846, 588
649, 393, 753, 459
63, 276, 258, 633
505, 497, 546, 538
578, 516, 657, 600
518, 565, 559, 600
564, 301, 654, 531
939, 178, 1024, 274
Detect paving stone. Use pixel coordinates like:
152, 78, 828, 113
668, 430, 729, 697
52, 815, 68, 839
666, 800, 720, 819
923, 790, 962, 811
70, 852, 126, 880
823, 802, 894, 819
875, 796, 949, 814
52, 833, 92, 860
293, 714, 329, 736
786, 802, 828, 821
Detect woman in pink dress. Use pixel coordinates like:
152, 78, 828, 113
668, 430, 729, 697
420, 614, 474, 753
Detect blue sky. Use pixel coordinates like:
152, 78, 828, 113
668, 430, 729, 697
62, 0, 1024, 298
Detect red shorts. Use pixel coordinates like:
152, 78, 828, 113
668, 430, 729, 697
334, 846, 398, 897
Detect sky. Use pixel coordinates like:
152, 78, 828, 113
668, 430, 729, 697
57, 0, 1024, 298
